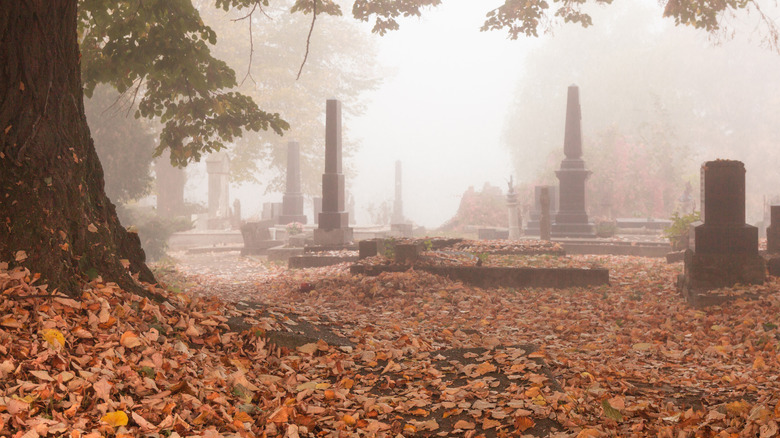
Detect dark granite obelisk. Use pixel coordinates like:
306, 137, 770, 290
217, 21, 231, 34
552, 85, 595, 238
680, 160, 765, 305
314, 99, 353, 245
278, 141, 307, 225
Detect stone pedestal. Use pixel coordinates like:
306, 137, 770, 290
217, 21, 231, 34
278, 141, 307, 225
314, 99, 352, 246
680, 160, 765, 304
551, 85, 595, 238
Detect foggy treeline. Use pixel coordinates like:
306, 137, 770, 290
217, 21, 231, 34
503, 0, 780, 223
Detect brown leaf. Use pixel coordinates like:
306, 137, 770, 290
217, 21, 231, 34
453, 420, 475, 430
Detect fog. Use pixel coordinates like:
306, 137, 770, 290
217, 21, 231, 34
177, 0, 780, 228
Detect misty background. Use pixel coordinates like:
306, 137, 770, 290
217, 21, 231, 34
89, 0, 780, 229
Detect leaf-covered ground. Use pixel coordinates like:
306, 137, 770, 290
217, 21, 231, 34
2, 247, 780, 437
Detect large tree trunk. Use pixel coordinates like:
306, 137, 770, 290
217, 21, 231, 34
0, 2, 155, 295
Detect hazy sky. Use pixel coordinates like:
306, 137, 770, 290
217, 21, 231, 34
349, 1, 535, 227
183, 0, 780, 228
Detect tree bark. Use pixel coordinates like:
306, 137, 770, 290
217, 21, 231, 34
0, 2, 156, 296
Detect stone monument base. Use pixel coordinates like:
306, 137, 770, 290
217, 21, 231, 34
551, 222, 595, 238
313, 227, 353, 246
678, 250, 765, 306
277, 214, 308, 225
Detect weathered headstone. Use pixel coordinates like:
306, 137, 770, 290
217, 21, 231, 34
507, 176, 522, 240
313, 196, 322, 225
765, 205, 780, 276
680, 160, 765, 304
206, 151, 231, 229
262, 202, 283, 222
540, 186, 552, 241
391, 160, 405, 225
767, 205, 780, 253
278, 141, 308, 225
525, 185, 558, 235
313, 99, 353, 246
552, 85, 595, 238
155, 151, 186, 218
240, 219, 279, 255
231, 199, 242, 230
359, 239, 386, 259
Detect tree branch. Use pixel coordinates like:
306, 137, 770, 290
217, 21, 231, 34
297, 0, 317, 80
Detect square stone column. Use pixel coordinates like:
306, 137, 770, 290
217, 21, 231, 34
278, 141, 307, 225
314, 99, 353, 245
680, 160, 765, 305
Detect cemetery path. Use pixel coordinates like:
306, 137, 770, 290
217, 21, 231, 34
3, 250, 780, 437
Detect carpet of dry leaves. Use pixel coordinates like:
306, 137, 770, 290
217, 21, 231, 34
2, 245, 780, 438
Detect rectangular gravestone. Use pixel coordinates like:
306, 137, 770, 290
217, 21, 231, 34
526, 185, 558, 235
679, 160, 765, 305
278, 141, 307, 225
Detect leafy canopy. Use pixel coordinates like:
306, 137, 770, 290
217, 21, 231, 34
77, 0, 768, 169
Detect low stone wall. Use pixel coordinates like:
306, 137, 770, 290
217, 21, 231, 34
351, 264, 609, 289
288, 255, 359, 269
562, 242, 670, 257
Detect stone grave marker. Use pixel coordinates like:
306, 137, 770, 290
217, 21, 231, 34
540, 186, 552, 241
679, 160, 765, 305
206, 151, 231, 229
526, 185, 558, 235
155, 151, 185, 218
278, 141, 308, 225
507, 176, 521, 240
552, 85, 595, 237
314, 99, 353, 246
765, 205, 780, 276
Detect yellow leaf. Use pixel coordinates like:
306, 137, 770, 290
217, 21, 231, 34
42, 329, 65, 349
120, 331, 142, 348
101, 411, 129, 427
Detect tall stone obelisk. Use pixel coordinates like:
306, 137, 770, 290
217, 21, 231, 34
314, 99, 353, 246
278, 141, 307, 225
552, 85, 595, 238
